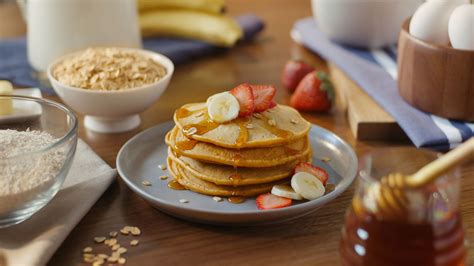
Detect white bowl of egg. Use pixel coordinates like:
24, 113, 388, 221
48, 47, 174, 133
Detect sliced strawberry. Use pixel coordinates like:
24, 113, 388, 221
294, 162, 329, 185
250, 85, 276, 112
230, 83, 255, 117
256, 193, 292, 210
281, 60, 314, 92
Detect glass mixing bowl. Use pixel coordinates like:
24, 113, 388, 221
0, 95, 78, 227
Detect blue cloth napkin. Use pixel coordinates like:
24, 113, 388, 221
0, 14, 264, 95
292, 17, 474, 150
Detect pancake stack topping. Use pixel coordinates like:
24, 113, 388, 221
165, 83, 332, 210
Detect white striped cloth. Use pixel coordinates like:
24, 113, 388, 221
292, 18, 474, 150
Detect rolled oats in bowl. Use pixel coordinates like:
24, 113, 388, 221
52, 47, 167, 91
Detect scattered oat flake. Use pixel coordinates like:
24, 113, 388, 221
118, 247, 127, 254
83, 247, 93, 253
268, 119, 276, 127
131, 227, 141, 236
131, 239, 139, 246
83, 253, 95, 259
94, 237, 106, 243
158, 164, 167, 170
290, 118, 298, 124
108, 238, 118, 246
120, 229, 130, 235
119, 257, 127, 264
213, 196, 223, 202
179, 199, 189, 203
107, 256, 118, 263
109, 231, 118, 238
92, 260, 104, 266
112, 244, 120, 251
245, 124, 254, 129
83, 256, 95, 263
97, 254, 108, 259
159, 175, 168, 180
142, 180, 152, 186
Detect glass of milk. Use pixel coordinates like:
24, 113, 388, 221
18, 0, 142, 72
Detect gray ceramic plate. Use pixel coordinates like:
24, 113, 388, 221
117, 121, 358, 225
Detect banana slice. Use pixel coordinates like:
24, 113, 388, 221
271, 185, 303, 200
206, 92, 239, 123
291, 172, 325, 200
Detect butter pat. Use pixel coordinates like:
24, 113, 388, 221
0, 80, 13, 115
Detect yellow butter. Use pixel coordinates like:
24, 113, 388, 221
0, 80, 13, 115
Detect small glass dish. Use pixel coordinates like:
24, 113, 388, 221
0, 95, 78, 228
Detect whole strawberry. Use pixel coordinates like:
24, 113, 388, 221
290, 71, 334, 112
281, 60, 314, 92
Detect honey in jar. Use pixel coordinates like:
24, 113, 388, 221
340, 148, 466, 266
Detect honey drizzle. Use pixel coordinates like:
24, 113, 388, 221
227, 196, 245, 204
182, 111, 220, 136
176, 107, 220, 137
175, 107, 194, 119
228, 174, 242, 187
235, 117, 250, 147
168, 180, 186, 190
231, 154, 242, 168
177, 107, 294, 147
175, 139, 198, 151
258, 114, 293, 139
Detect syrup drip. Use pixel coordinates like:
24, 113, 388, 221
235, 117, 250, 147
228, 196, 245, 204
175, 107, 194, 119
176, 107, 220, 137
175, 139, 198, 151
228, 174, 242, 187
258, 114, 293, 139
182, 111, 220, 136
231, 154, 242, 168
168, 180, 186, 190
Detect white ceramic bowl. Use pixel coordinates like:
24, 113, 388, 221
47, 47, 174, 133
311, 0, 422, 48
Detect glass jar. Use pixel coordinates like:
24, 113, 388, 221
340, 148, 466, 266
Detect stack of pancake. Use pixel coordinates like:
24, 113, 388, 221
165, 102, 312, 197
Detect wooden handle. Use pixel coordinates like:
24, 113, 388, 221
407, 138, 474, 188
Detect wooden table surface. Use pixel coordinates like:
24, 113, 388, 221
1, 0, 473, 265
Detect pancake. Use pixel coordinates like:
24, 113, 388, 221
174, 103, 311, 149
167, 158, 289, 197
166, 126, 312, 168
168, 148, 310, 186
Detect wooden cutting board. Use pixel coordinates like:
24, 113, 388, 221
328, 63, 407, 141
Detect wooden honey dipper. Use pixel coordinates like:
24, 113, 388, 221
366, 137, 474, 219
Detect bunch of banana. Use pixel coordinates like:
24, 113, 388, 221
138, 0, 243, 47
